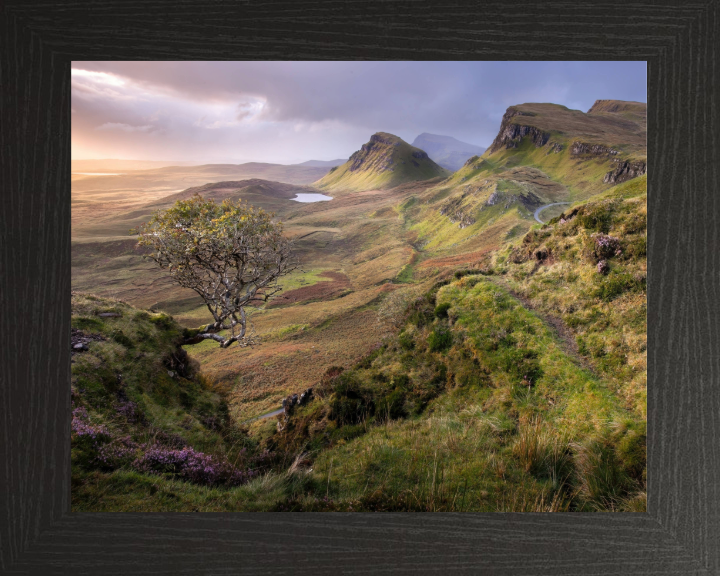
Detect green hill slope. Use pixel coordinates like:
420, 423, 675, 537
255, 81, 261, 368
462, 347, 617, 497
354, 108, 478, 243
70, 293, 278, 511
314, 132, 450, 193
263, 181, 647, 512
392, 100, 647, 255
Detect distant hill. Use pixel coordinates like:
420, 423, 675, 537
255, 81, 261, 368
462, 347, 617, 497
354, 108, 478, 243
150, 162, 333, 184
297, 159, 347, 167
411, 133, 487, 172
158, 178, 309, 204
72, 159, 201, 172
314, 132, 450, 193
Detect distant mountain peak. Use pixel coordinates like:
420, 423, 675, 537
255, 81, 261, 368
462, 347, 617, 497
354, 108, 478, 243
412, 133, 487, 172
314, 132, 448, 192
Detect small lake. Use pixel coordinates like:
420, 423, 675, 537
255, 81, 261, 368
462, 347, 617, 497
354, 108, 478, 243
291, 193, 333, 203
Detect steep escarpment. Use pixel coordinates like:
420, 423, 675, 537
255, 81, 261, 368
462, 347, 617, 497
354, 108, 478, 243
390, 99, 647, 266
472, 101, 647, 194
488, 106, 553, 153
603, 159, 647, 184
314, 132, 449, 193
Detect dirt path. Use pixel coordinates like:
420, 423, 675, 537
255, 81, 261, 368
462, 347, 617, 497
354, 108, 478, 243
488, 277, 597, 376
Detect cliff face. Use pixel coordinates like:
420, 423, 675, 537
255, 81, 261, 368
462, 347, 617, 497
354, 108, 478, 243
603, 159, 647, 184
480, 101, 647, 190
488, 107, 551, 153
570, 141, 620, 157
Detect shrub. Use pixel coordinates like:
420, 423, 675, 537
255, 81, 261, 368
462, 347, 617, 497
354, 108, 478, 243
572, 438, 634, 509
577, 202, 615, 233
594, 234, 622, 259
73, 317, 104, 331
612, 419, 646, 485
377, 388, 407, 421
398, 331, 415, 351
329, 371, 373, 425
111, 329, 134, 348
624, 235, 647, 259
434, 302, 451, 318
133, 444, 253, 486
314, 366, 344, 399
594, 272, 644, 302
330, 394, 372, 426
149, 313, 174, 330
428, 327, 453, 352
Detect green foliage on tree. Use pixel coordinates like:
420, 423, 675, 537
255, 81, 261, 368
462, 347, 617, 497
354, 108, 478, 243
133, 195, 298, 348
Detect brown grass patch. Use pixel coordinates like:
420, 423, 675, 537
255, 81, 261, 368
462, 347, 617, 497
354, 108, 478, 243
419, 249, 491, 269
267, 271, 351, 307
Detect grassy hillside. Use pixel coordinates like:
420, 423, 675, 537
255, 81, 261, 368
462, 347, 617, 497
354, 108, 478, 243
70, 99, 647, 512
70, 293, 274, 511
72, 177, 646, 512
314, 132, 450, 193
381, 100, 647, 265
260, 184, 647, 512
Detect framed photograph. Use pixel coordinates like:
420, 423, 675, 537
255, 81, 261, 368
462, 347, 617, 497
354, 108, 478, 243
2, 1, 718, 574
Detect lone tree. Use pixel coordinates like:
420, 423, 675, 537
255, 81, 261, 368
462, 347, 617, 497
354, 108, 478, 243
134, 194, 298, 348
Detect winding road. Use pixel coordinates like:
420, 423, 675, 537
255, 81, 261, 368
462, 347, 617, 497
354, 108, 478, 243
241, 407, 284, 425
534, 202, 571, 224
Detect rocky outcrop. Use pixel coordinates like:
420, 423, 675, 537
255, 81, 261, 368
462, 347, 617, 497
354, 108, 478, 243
603, 159, 647, 184
71, 327, 105, 355
546, 142, 563, 154
440, 197, 476, 228
442, 209, 475, 229
348, 139, 394, 173
485, 191, 503, 206
488, 107, 550, 153
440, 192, 476, 228
282, 387, 314, 415
517, 191, 543, 210
570, 141, 619, 157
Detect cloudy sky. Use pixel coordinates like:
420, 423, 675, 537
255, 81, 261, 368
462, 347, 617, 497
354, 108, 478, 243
71, 61, 647, 165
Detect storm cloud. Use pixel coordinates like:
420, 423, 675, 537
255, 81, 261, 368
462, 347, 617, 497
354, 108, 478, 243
71, 61, 647, 164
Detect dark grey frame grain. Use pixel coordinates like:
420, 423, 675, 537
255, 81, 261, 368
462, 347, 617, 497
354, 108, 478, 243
1, 1, 717, 574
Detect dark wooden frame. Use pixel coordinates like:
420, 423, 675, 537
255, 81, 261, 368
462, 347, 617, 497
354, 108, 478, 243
1, 1, 718, 574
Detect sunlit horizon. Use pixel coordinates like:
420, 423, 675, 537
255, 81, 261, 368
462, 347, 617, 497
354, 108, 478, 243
72, 61, 647, 165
